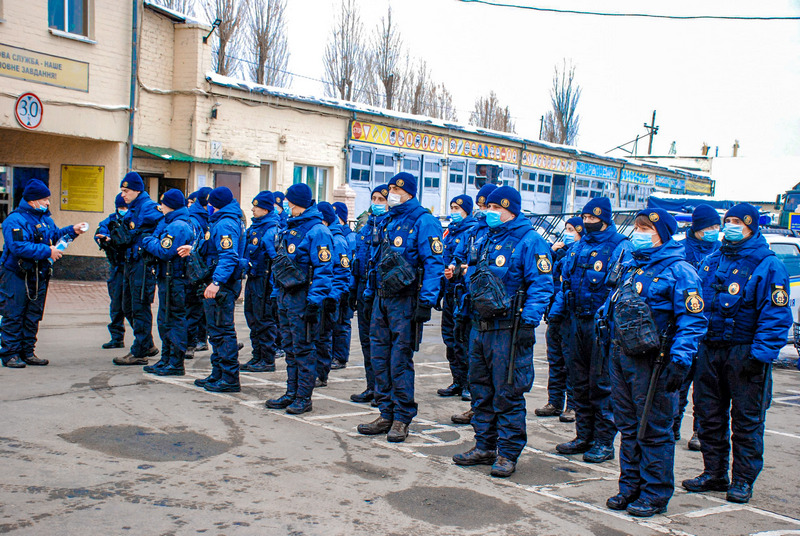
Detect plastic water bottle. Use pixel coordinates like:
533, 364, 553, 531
49, 235, 73, 264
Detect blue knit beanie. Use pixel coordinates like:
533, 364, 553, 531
208, 186, 234, 209
388, 172, 417, 197
637, 208, 677, 244
486, 186, 522, 216
286, 183, 314, 209
22, 179, 51, 201
581, 197, 613, 226
120, 171, 145, 192
691, 204, 721, 232
318, 201, 337, 224
160, 189, 186, 210
253, 191, 275, 212
724, 203, 760, 233
115, 193, 128, 209
332, 202, 348, 223
273, 191, 285, 205
371, 184, 389, 198
475, 184, 498, 207
450, 194, 473, 216
195, 187, 213, 207
566, 216, 585, 236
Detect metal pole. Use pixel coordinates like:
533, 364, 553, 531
647, 110, 657, 155
126, 0, 139, 172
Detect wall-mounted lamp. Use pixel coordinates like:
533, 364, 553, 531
211, 102, 219, 119
203, 19, 222, 44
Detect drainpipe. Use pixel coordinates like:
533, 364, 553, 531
126, 0, 139, 171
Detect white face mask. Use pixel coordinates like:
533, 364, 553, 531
387, 193, 403, 207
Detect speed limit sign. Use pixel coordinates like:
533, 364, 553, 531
15, 93, 43, 130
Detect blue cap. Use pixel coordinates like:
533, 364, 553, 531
450, 194, 473, 216
253, 191, 275, 211
566, 216, 584, 236
120, 171, 145, 192
581, 197, 613, 226
160, 188, 186, 210
318, 201, 337, 224
476, 184, 498, 207
388, 172, 417, 197
332, 202, 348, 222
637, 208, 677, 244
371, 184, 389, 198
486, 186, 522, 216
187, 191, 198, 201
691, 204, 721, 232
115, 193, 128, 209
22, 179, 51, 201
286, 183, 314, 209
273, 191, 285, 204
195, 186, 213, 207
724, 202, 760, 233
208, 186, 233, 209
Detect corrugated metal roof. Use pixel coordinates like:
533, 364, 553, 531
133, 145, 256, 168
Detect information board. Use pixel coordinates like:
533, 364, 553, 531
61, 165, 104, 212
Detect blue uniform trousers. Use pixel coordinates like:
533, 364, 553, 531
356, 279, 375, 391
673, 359, 697, 436
278, 288, 317, 399
371, 295, 418, 423
204, 281, 241, 385
441, 289, 469, 386
564, 315, 616, 445
468, 326, 534, 461
332, 303, 352, 364
155, 276, 188, 368
694, 343, 772, 484
244, 275, 277, 362
545, 319, 574, 410
610, 346, 677, 505
185, 283, 207, 347
0, 267, 48, 361
316, 310, 335, 382
122, 259, 157, 357
106, 263, 132, 343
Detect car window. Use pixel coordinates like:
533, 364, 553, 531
770, 242, 800, 278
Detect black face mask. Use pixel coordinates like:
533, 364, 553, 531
584, 221, 604, 234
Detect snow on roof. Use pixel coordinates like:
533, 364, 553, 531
205, 72, 709, 181
143, 0, 204, 25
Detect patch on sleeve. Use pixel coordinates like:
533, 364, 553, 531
318, 245, 331, 262
340, 254, 350, 269
160, 235, 174, 249
429, 236, 444, 255
12, 229, 23, 241
771, 284, 789, 307
684, 290, 705, 314
220, 235, 233, 250
536, 255, 552, 274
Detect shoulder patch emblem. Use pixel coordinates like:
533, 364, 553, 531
129, 221, 136, 230
340, 254, 350, 268
394, 236, 403, 247
318, 246, 332, 262
685, 291, 705, 313
160, 235, 173, 249
537, 255, 551, 273
593, 260, 603, 272
430, 237, 444, 255
220, 235, 233, 250
635, 281, 643, 294
728, 282, 740, 295
288, 243, 296, 254
772, 285, 789, 307
495, 255, 506, 267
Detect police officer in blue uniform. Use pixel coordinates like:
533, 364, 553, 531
557, 197, 631, 463
113, 172, 164, 366
185, 187, 213, 358
314, 202, 351, 386
536, 216, 584, 421
264, 184, 334, 414
452, 186, 553, 477
438, 194, 478, 399
603, 209, 707, 517
181, 187, 245, 392
95, 193, 132, 349
331, 201, 354, 370
676, 203, 721, 451
683, 203, 792, 504
241, 191, 281, 373
140, 189, 194, 376
357, 172, 444, 442
273, 191, 288, 229
349, 184, 389, 404
0, 180, 86, 368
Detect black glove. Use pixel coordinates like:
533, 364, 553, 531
662, 361, 690, 392
414, 303, 432, 323
517, 324, 536, 347
740, 357, 767, 381
348, 288, 358, 310
323, 297, 337, 314
304, 301, 320, 324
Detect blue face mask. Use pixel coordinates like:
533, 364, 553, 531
450, 212, 464, 223
563, 233, 576, 245
117, 209, 128, 217
371, 203, 387, 216
631, 231, 656, 251
207, 205, 215, 216
282, 201, 290, 212
724, 224, 744, 242
702, 229, 719, 242
32, 202, 47, 213
485, 210, 503, 228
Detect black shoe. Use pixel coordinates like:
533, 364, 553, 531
2, 356, 26, 368
265, 394, 295, 409
535, 403, 563, 417
245, 360, 275, 373
453, 447, 497, 466
437, 383, 463, 397
155, 367, 185, 376
102, 340, 125, 349
286, 397, 312, 415
627, 498, 667, 517
330, 360, 347, 370
204, 380, 241, 393
726, 479, 753, 504
113, 353, 148, 366
583, 443, 614, 463
490, 456, 516, 478
688, 432, 701, 451
275, 349, 286, 359
461, 387, 472, 402
682, 472, 730, 493
143, 362, 166, 374
451, 409, 474, 425
556, 438, 593, 455
350, 389, 374, 403
387, 421, 409, 443
195, 342, 209, 352
357, 417, 392, 435
144, 347, 160, 357
370, 398, 379, 407
21, 354, 49, 366
184, 346, 195, 360
240, 356, 259, 370
315, 378, 328, 388
194, 375, 218, 388
674, 428, 681, 441
559, 408, 576, 423
607, 492, 639, 511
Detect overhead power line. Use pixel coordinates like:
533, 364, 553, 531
458, 0, 800, 21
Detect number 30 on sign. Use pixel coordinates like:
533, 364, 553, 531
15, 93, 44, 130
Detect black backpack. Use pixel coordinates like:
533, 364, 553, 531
469, 242, 511, 321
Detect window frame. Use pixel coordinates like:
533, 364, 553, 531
48, 0, 93, 41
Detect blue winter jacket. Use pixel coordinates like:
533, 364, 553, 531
141, 206, 194, 276
683, 228, 720, 269
1, 202, 77, 272
329, 223, 352, 300
204, 202, 246, 286
352, 213, 386, 287
187, 200, 210, 244
121, 191, 163, 261
243, 212, 279, 277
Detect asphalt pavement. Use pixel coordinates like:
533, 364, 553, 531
1, 281, 799, 535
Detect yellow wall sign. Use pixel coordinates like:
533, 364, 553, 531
685, 178, 713, 194
350, 120, 445, 154
448, 137, 519, 164
0, 43, 89, 92
61, 165, 104, 212
521, 151, 576, 173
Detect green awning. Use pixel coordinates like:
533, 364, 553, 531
133, 145, 257, 167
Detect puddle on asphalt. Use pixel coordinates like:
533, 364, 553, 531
384, 486, 526, 529
59, 425, 231, 462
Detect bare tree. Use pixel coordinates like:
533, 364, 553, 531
542, 59, 581, 145
246, 0, 290, 87
201, 0, 249, 77
323, 0, 367, 101
153, 0, 195, 15
370, 7, 403, 109
429, 83, 458, 122
469, 91, 515, 133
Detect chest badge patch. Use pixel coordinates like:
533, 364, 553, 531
252, 237, 259, 245
394, 236, 403, 247
129, 221, 136, 230
161, 236, 173, 249
593, 260, 603, 272
204, 231, 210, 241
288, 243, 296, 254
318, 246, 332, 262
537, 255, 552, 273
635, 281, 643, 294
772, 286, 789, 306
728, 282, 740, 295
685, 292, 705, 313
495, 255, 506, 267
591, 251, 598, 257
220, 235, 233, 250
431, 237, 444, 254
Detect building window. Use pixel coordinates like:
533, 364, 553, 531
403, 158, 420, 173
449, 162, 465, 184
349, 148, 371, 183
49, 0, 89, 36
423, 160, 441, 189
293, 165, 328, 202
260, 161, 273, 191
